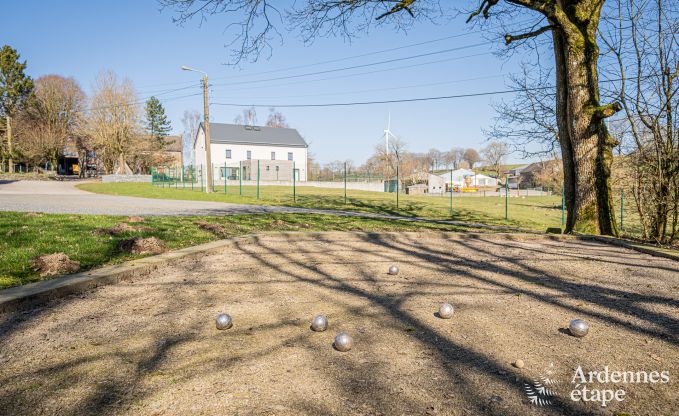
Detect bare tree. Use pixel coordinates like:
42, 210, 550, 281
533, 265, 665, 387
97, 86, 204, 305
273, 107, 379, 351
485, 63, 559, 159
233, 106, 258, 126
444, 147, 464, 170
85, 71, 141, 174
16, 75, 85, 171
426, 148, 444, 171
600, 0, 678, 243
266, 107, 289, 128
462, 148, 481, 169
182, 110, 201, 166
480, 141, 508, 178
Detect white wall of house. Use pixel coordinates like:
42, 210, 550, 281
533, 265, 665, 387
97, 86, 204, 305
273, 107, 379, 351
436, 169, 498, 188
194, 129, 308, 181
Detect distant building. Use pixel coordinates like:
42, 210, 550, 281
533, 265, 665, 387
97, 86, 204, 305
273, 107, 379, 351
437, 169, 499, 190
406, 183, 428, 195
193, 123, 308, 181
503, 165, 530, 189
428, 173, 446, 194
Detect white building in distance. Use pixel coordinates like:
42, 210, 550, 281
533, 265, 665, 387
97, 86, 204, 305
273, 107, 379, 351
193, 122, 309, 181
437, 169, 499, 189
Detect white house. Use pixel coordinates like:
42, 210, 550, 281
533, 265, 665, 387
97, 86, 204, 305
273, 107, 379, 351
437, 169, 499, 189
193, 122, 309, 181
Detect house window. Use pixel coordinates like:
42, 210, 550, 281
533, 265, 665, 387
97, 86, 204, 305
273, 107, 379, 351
275, 166, 279, 171
271, 151, 276, 160
247, 150, 252, 160
226, 149, 232, 159
287, 152, 293, 161
266, 165, 270, 171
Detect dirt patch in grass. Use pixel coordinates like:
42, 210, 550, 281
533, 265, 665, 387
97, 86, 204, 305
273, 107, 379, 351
117, 237, 166, 254
126, 216, 145, 223
195, 220, 230, 237
271, 219, 289, 228
93, 223, 149, 236
29, 253, 80, 277
2, 232, 677, 415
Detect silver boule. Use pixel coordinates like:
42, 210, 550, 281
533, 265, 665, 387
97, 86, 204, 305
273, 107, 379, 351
569, 319, 589, 337
438, 303, 454, 319
388, 265, 399, 275
334, 332, 353, 352
311, 314, 328, 332
216, 313, 233, 330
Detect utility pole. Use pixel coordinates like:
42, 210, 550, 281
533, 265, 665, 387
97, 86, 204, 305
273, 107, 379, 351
182, 65, 213, 193
202, 75, 213, 193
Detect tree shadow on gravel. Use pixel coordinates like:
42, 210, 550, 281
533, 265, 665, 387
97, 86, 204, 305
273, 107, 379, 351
0, 232, 677, 415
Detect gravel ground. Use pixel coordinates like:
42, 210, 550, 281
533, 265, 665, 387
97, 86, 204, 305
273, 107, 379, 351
0, 232, 677, 415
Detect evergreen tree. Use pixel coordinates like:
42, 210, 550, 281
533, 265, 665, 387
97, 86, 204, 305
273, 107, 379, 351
0, 45, 34, 172
144, 96, 171, 148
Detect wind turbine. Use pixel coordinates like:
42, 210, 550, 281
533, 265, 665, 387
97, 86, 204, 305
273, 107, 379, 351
383, 112, 398, 156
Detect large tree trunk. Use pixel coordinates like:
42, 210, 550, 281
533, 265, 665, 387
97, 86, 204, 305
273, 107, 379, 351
549, 9, 619, 236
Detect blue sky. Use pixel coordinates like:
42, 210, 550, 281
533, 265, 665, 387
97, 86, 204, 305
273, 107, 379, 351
1, 0, 539, 165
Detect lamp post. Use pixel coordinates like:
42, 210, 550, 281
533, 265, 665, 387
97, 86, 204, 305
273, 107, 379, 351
181, 65, 212, 193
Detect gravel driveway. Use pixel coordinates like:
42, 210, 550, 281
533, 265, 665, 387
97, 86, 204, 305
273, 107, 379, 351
0, 180, 319, 216
0, 232, 677, 415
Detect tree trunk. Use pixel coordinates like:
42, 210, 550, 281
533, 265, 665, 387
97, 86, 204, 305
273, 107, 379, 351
7, 115, 13, 173
550, 11, 619, 236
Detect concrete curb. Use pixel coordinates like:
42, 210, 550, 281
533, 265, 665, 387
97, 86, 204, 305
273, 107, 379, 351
0, 231, 541, 314
1, 230, 676, 315
575, 234, 679, 262
0, 236, 259, 314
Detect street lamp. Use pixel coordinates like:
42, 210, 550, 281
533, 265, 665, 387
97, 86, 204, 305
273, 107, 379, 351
182, 65, 213, 193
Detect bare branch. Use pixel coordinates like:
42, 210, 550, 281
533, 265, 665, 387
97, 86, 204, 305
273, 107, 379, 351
504, 24, 555, 44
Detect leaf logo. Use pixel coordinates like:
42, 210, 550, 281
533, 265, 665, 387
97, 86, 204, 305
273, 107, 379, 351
524, 376, 559, 406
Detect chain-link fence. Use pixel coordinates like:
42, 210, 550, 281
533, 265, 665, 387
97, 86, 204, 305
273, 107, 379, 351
150, 164, 642, 235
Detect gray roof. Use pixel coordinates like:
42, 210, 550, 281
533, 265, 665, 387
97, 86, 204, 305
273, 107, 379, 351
202, 122, 308, 147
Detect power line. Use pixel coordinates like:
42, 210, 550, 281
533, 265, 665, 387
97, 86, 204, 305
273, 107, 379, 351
210, 52, 491, 93
211, 87, 553, 108
212, 74, 507, 101
209, 43, 490, 88
134, 20, 536, 90
209, 75, 656, 109
78, 92, 202, 114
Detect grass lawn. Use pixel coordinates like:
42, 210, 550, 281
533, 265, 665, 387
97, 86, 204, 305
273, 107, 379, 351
0, 211, 477, 290
78, 182, 571, 231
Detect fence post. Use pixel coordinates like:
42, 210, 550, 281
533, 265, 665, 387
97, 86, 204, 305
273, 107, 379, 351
200, 164, 204, 192
505, 176, 509, 220
396, 162, 400, 210
344, 161, 347, 204
620, 188, 624, 230
239, 161, 243, 196
257, 160, 260, 199
190, 165, 194, 191
224, 161, 227, 194
449, 169, 453, 216
293, 161, 296, 202
151, 167, 155, 186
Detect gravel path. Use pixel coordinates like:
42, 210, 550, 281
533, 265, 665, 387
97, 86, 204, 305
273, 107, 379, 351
0, 180, 322, 216
0, 232, 677, 415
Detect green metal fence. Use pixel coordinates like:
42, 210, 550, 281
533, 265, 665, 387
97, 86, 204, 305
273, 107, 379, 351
150, 164, 641, 235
